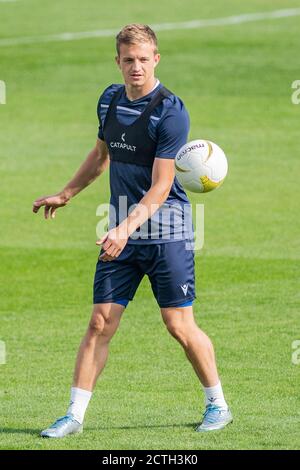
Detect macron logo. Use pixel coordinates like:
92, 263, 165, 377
121, 132, 126, 142
180, 284, 188, 296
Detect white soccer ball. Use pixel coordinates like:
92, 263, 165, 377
175, 139, 228, 193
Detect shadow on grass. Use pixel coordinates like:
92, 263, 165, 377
1, 422, 198, 436
0, 428, 41, 435
86, 422, 198, 431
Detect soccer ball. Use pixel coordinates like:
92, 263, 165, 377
174, 139, 228, 193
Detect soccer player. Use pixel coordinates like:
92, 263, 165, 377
33, 24, 232, 437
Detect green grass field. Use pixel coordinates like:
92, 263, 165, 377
1, 0, 300, 450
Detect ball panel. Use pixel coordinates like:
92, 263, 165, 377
200, 175, 224, 193
174, 139, 228, 194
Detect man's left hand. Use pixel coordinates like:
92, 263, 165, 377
96, 225, 129, 262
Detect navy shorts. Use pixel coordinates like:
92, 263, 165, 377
93, 240, 196, 308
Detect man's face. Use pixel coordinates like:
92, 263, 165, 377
116, 42, 160, 88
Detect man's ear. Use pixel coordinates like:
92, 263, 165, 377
154, 53, 161, 68
115, 55, 121, 69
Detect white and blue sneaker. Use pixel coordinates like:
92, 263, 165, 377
196, 404, 233, 432
41, 415, 83, 438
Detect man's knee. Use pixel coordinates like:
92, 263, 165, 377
164, 317, 188, 345
88, 304, 122, 339
88, 313, 107, 336
161, 307, 196, 346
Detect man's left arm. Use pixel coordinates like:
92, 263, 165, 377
97, 158, 175, 261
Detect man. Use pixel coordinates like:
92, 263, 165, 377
33, 24, 232, 437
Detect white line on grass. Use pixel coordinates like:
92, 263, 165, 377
0, 8, 300, 47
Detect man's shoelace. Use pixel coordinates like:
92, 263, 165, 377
51, 416, 72, 428
202, 405, 222, 423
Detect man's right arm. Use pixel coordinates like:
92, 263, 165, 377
32, 138, 109, 219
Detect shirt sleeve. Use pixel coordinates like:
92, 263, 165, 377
97, 94, 105, 141
96, 84, 122, 141
155, 97, 190, 159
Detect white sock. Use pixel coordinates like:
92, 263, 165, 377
203, 381, 228, 410
66, 387, 92, 424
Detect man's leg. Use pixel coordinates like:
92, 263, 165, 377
41, 302, 124, 437
161, 305, 218, 387
73, 302, 124, 391
161, 305, 232, 431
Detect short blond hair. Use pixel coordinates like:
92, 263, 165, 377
116, 24, 158, 56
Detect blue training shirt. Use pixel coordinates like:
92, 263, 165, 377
97, 81, 193, 244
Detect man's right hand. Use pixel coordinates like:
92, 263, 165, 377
32, 140, 109, 220
32, 191, 70, 219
